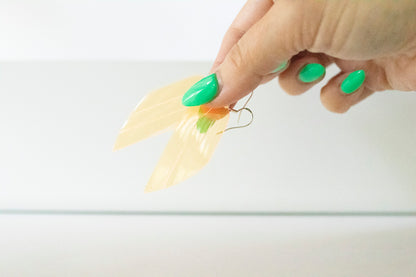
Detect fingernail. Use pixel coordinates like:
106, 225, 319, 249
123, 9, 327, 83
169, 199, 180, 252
271, 61, 289, 73
341, 70, 366, 94
182, 73, 219, 106
298, 63, 325, 83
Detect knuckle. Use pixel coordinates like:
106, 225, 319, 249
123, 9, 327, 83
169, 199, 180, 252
278, 78, 304, 96
320, 91, 349, 113
328, 105, 349, 114
323, 100, 349, 113
228, 26, 246, 41
227, 42, 245, 71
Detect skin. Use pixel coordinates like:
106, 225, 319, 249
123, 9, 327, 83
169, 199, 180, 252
207, 0, 416, 113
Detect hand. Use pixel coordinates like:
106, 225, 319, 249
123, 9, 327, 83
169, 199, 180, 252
208, 0, 416, 113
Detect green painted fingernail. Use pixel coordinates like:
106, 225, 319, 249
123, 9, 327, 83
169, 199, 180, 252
182, 73, 219, 106
298, 63, 325, 83
271, 61, 288, 73
341, 70, 366, 94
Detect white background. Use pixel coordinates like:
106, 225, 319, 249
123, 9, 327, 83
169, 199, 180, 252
0, 0, 416, 211
1, 61, 415, 212
0, 0, 414, 212
0, 0, 244, 61
0, 1, 415, 276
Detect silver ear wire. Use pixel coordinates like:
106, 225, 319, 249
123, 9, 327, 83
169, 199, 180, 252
221, 107, 254, 133
217, 92, 254, 134
234, 92, 253, 123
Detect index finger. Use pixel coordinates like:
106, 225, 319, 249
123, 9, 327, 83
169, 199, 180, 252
211, 0, 274, 72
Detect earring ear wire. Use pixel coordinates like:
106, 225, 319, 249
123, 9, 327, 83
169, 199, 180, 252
217, 92, 254, 134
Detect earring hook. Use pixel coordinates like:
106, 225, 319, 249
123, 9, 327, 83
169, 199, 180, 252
217, 92, 254, 134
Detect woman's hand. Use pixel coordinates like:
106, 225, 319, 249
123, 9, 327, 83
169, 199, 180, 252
208, 0, 416, 113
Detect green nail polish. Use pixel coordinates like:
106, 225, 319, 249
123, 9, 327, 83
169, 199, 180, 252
298, 63, 325, 83
341, 70, 366, 94
271, 61, 288, 73
182, 73, 219, 106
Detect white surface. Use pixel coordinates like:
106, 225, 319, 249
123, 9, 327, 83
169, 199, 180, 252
0, 62, 415, 212
0, 215, 415, 277
0, 0, 244, 61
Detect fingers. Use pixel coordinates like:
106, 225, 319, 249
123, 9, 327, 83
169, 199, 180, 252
321, 70, 374, 113
208, 1, 322, 107
210, 0, 274, 72
278, 52, 332, 96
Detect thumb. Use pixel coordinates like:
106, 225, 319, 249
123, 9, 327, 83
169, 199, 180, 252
208, 1, 318, 107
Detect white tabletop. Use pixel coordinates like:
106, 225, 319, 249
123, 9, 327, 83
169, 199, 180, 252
1, 214, 415, 277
